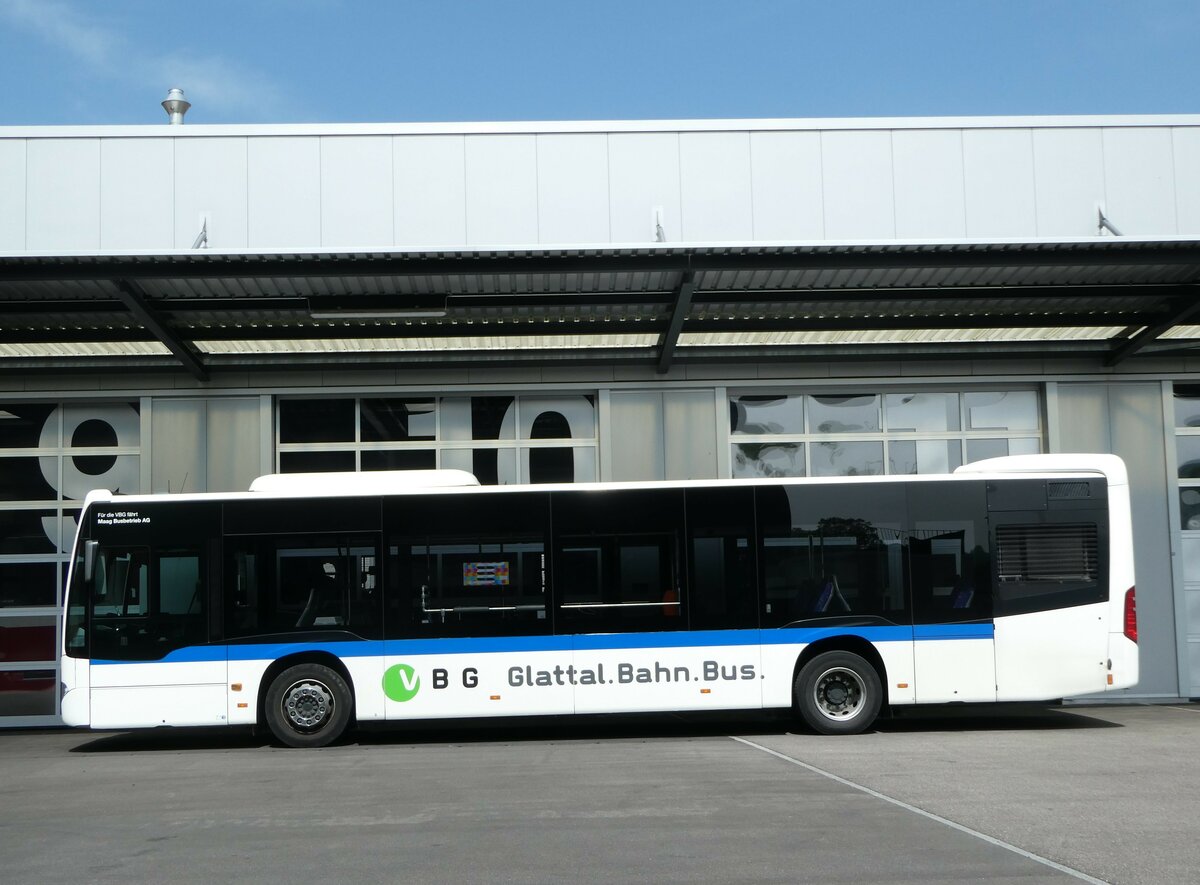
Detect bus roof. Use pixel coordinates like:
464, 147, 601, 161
78, 454, 1123, 509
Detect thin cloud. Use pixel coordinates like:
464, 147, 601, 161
0, 0, 294, 120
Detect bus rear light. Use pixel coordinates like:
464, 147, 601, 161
1124, 587, 1137, 644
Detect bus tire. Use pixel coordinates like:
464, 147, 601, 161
264, 663, 353, 748
794, 650, 881, 736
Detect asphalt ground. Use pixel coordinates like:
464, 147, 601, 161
0, 703, 1196, 884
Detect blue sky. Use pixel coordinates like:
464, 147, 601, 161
0, 0, 1197, 125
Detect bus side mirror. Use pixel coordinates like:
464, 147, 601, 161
84, 540, 98, 583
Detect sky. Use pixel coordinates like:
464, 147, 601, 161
0, 0, 1197, 126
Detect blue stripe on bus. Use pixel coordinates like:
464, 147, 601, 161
91, 622, 994, 665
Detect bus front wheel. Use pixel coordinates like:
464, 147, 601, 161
794, 651, 881, 735
265, 663, 353, 748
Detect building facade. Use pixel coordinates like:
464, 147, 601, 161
2, 115, 1199, 726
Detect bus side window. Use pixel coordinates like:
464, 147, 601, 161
552, 488, 685, 635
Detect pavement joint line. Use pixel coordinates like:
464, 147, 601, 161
1163, 705, 1200, 714
728, 735, 1108, 885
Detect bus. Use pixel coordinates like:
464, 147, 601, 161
59, 454, 1137, 747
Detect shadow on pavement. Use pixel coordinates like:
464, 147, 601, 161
67, 703, 1121, 753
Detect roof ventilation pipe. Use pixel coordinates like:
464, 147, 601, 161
1098, 207, 1123, 237
161, 88, 191, 124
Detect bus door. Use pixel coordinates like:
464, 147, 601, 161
909, 522, 996, 704
88, 542, 228, 728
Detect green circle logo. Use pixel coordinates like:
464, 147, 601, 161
382, 663, 421, 702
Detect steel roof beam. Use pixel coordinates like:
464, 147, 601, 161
111, 279, 209, 380
657, 271, 696, 373
1104, 287, 1200, 366
2, 241, 1199, 283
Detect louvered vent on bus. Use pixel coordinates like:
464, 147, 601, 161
1047, 480, 1092, 499
996, 524, 1099, 582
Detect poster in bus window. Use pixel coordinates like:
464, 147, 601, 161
463, 561, 510, 586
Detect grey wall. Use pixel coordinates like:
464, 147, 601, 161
1057, 382, 1181, 698
150, 397, 267, 494
608, 390, 718, 482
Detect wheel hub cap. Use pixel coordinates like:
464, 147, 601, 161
283, 680, 334, 730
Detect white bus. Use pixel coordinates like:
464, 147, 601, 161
59, 454, 1137, 747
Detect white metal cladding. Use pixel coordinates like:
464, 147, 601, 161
2, 116, 1200, 253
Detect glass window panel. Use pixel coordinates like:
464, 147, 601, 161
65, 453, 139, 498
0, 616, 56, 662
732, 443, 805, 478
60, 509, 81, 554
279, 399, 355, 444
553, 488, 685, 634
888, 440, 963, 475
279, 451, 356, 473
1009, 438, 1040, 456
1181, 488, 1200, 531
519, 396, 596, 441
965, 437, 1038, 463
885, 393, 960, 432
361, 449, 436, 471
0, 670, 56, 716
964, 391, 1039, 431
0, 562, 59, 607
441, 448, 519, 485
756, 484, 907, 627
64, 403, 139, 449
809, 395, 880, 434
686, 487, 757, 631
0, 510, 58, 554
730, 395, 804, 435
0, 404, 56, 449
1174, 385, 1200, 429
1179, 437, 1200, 479
523, 446, 596, 484
810, 441, 884, 477
360, 399, 436, 442
0, 456, 58, 501
384, 491, 550, 640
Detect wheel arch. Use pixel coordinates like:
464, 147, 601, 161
256, 651, 357, 727
791, 635, 889, 706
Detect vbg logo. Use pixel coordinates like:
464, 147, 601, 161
382, 663, 421, 702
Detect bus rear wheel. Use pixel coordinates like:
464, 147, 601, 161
794, 651, 881, 735
265, 663, 352, 748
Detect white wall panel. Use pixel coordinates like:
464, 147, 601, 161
679, 132, 753, 241
608, 133, 681, 244
464, 135, 538, 245
821, 130, 895, 239
749, 131, 823, 240
892, 129, 966, 238
1032, 128, 1105, 237
963, 129, 1036, 237
536, 134, 609, 244
247, 137, 321, 247
1103, 128, 1176, 236
394, 135, 467, 247
321, 136, 393, 247
100, 139, 174, 250
174, 137, 248, 249
26, 138, 100, 250
1174, 128, 1200, 235
0, 139, 25, 249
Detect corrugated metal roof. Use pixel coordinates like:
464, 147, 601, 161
1, 239, 1198, 376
